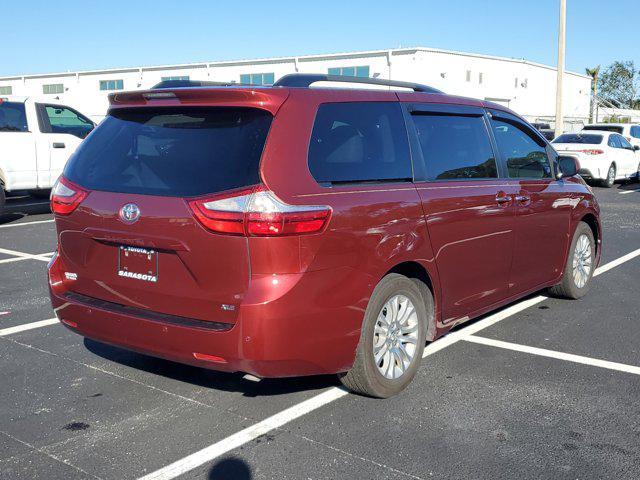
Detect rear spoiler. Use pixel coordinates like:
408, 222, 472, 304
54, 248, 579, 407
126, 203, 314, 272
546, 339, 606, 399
108, 87, 289, 115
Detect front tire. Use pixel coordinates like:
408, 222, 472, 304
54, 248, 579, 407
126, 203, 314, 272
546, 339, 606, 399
549, 222, 595, 299
601, 164, 616, 188
340, 274, 428, 398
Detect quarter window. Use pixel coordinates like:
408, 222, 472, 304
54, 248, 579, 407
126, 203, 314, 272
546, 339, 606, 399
0, 86, 12, 95
308, 102, 411, 184
239, 73, 275, 85
99, 79, 124, 91
43, 84, 64, 95
0, 102, 28, 132
491, 119, 552, 179
328, 66, 370, 78
412, 114, 497, 180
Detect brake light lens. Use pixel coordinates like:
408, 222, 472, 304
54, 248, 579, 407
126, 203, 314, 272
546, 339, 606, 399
580, 149, 604, 155
50, 177, 88, 215
188, 185, 332, 236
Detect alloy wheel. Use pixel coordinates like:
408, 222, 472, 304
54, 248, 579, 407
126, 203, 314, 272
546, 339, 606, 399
572, 234, 592, 289
373, 295, 419, 379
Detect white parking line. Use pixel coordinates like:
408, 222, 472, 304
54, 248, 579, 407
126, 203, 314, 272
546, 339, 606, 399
0, 248, 53, 263
619, 189, 640, 195
0, 219, 54, 229
464, 335, 640, 375
139, 248, 640, 480
0, 318, 58, 337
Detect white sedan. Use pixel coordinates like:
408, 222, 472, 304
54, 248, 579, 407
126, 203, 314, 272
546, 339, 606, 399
552, 130, 639, 187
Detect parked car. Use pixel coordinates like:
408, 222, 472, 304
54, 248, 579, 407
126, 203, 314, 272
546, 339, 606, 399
583, 123, 640, 150
0, 96, 95, 213
47, 74, 601, 398
552, 131, 639, 187
531, 122, 556, 141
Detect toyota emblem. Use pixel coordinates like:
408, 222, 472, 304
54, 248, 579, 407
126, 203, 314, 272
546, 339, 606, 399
119, 203, 141, 224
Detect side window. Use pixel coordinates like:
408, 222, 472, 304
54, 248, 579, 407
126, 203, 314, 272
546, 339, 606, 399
491, 119, 552, 179
608, 135, 621, 148
617, 135, 632, 149
308, 102, 411, 184
44, 106, 94, 139
631, 126, 640, 139
0, 102, 29, 132
411, 114, 497, 180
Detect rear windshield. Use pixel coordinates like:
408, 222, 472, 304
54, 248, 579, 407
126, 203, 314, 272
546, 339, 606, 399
583, 125, 623, 134
64, 107, 272, 197
0, 102, 28, 132
553, 133, 603, 144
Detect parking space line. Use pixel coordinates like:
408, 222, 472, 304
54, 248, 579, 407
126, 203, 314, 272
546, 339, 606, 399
138, 246, 640, 480
0, 219, 54, 229
464, 335, 640, 375
619, 189, 640, 195
0, 247, 53, 263
0, 318, 58, 337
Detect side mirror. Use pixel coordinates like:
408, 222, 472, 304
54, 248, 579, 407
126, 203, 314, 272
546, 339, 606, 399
556, 155, 580, 179
633, 145, 639, 151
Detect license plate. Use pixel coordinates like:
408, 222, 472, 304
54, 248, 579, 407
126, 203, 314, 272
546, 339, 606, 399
117, 246, 158, 283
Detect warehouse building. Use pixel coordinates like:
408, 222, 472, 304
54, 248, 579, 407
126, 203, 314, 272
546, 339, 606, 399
0, 47, 592, 129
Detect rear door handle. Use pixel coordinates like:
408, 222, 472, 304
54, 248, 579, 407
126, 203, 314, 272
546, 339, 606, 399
515, 195, 531, 203
52, 142, 66, 149
495, 194, 511, 204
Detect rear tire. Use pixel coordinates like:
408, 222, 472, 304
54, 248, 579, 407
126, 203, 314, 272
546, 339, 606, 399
339, 274, 428, 398
549, 222, 595, 299
601, 164, 616, 188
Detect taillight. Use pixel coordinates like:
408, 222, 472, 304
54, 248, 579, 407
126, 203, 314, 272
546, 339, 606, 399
188, 185, 332, 236
50, 177, 88, 215
580, 149, 604, 155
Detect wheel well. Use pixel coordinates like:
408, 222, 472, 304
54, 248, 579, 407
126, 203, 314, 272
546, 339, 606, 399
386, 261, 433, 291
580, 214, 599, 255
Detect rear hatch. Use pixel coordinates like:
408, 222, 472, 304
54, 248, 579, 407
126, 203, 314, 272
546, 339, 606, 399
56, 97, 281, 325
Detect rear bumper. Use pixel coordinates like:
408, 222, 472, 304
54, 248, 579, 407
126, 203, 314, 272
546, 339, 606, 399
48, 264, 369, 378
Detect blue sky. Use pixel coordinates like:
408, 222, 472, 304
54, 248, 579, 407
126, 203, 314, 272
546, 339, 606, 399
2, 0, 636, 77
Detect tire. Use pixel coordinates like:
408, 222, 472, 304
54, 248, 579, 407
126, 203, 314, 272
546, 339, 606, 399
549, 222, 595, 299
339, 273, 428, 398
601, 164, 616, 188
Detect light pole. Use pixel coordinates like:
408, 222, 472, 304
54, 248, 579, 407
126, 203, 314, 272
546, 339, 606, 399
555, 0, 566, 137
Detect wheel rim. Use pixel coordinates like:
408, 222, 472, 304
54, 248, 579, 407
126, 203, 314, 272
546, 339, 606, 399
373, 294, 419, 380
608, 166, 615, 184
572, 234, 592, 289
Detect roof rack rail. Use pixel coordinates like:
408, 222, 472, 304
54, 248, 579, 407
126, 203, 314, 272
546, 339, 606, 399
152, 79, 244, 89
273, 73, 443, 94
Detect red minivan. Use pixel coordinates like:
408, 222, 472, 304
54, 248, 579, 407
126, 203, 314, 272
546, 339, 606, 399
48, 74, 601, 397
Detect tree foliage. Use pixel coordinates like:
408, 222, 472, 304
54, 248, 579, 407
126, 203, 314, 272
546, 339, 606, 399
598, 61, 640, 109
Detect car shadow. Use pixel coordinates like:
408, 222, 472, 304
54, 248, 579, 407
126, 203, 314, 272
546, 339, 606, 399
84, 338, 340, 398
208, 456, 252, 479
617, 181, 640, 192
0, 193, 52, 225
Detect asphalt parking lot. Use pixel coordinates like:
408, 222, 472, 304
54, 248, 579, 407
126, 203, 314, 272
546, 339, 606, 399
1, 184, 639, 480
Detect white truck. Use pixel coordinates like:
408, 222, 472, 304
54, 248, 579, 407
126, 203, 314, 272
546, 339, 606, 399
0, 96, 95, 212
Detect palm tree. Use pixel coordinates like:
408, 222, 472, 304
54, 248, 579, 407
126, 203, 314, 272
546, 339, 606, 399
585, 66, 600, 123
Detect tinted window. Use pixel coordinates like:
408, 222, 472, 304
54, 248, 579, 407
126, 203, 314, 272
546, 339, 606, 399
631, 126, 640, 138
491, 119, 552, 179
618, 135, 633, 149
64, 107, 272, 197
43, 106, 94, 139
608, 135, 621, 148
0, 102, 28, 132
412, 114, 497, 180
583, 125, 624, 134
308, 102, 411, 184
553, 133, 603, 144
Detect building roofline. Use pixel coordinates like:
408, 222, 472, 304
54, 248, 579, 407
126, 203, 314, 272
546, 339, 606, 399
0, 46, 590, 81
